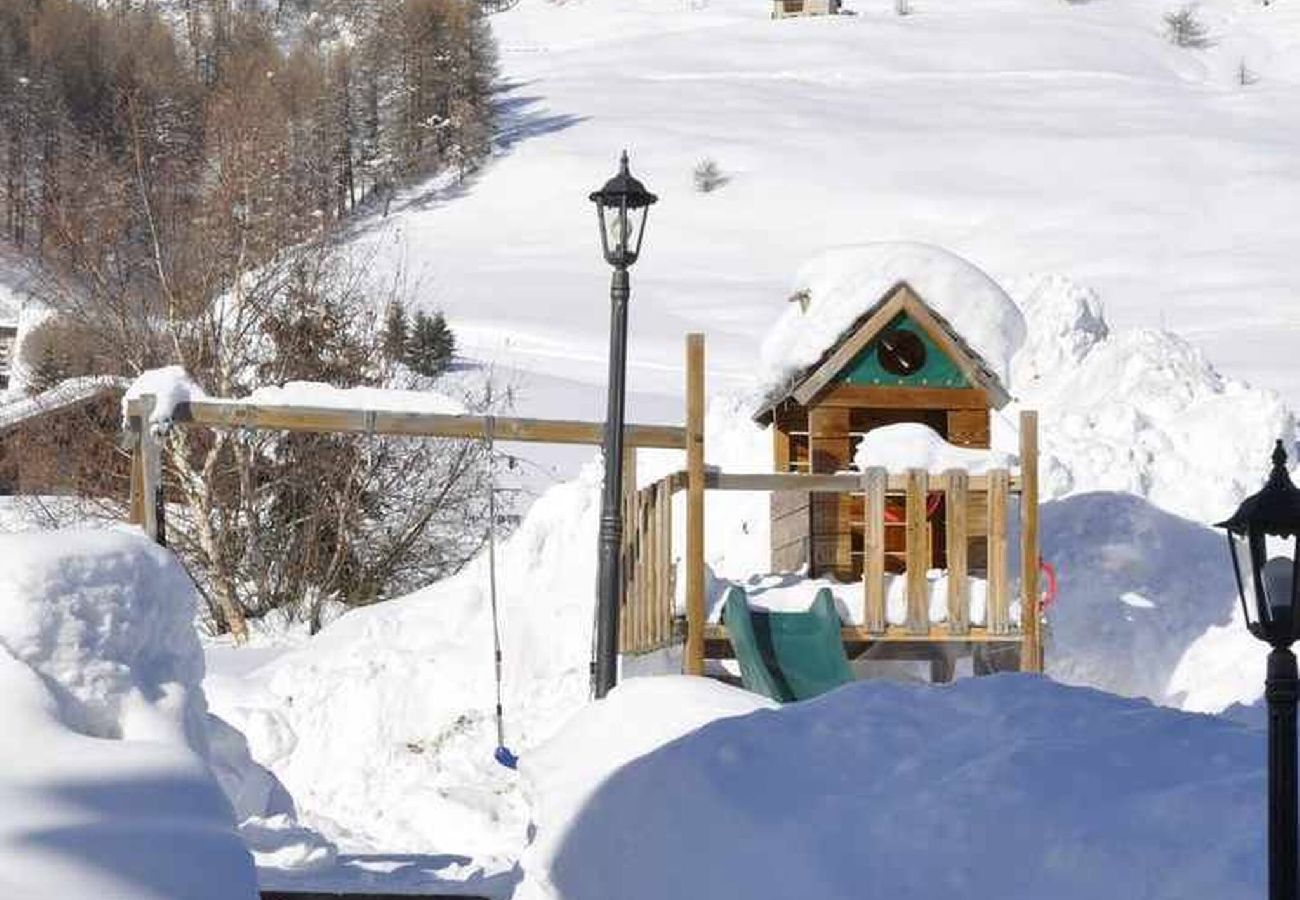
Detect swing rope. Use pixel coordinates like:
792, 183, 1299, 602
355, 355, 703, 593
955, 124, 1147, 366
485, 417, 518, 770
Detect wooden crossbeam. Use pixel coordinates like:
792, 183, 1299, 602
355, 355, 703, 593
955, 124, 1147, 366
124, 398, 687, 449
702, 470, 1023, 493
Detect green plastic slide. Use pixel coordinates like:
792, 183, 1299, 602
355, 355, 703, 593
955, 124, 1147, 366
722, 585, 856, 703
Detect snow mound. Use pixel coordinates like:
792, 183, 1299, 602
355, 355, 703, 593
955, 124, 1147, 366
1041, 492, 1241, 706
0, 527, 209, 750
759, 243, 1027, 392
0, 528, 256, 899
518, 676, 1263, 900
853, 422, 1016, 474
1017, 324, 1295, 524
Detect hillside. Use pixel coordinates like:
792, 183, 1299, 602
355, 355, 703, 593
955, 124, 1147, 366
355, 0, 1300, 428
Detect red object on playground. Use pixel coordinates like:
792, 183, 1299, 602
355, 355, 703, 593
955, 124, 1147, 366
882, 493, 944, 524
1039, 559, 1059, 609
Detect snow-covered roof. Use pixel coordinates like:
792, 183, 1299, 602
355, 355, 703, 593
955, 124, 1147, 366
756, 243, 1026, 416
0, 376, 128, 435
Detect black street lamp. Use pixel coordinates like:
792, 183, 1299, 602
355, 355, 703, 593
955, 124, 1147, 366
1218, 439, 1300, 900
589, 151, 657, 699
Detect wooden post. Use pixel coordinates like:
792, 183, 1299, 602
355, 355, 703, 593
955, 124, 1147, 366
685, 334, 706, 676
1019, 410, 1043, 672
945, 468, 970, 635
659, 479, 673, 647
862, 467, 887, 634
988, 468, 1010, 634
127, 419, 146, 526
138, 396, 162, 545
905, 468, 929, 635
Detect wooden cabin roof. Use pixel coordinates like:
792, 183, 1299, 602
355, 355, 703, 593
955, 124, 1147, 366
754, 281, 1012, 424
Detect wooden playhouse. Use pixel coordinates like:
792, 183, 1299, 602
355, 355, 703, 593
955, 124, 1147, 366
122, 276, 1043, 686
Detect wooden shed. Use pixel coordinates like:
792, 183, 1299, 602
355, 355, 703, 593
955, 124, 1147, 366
754, 280, 1012, 581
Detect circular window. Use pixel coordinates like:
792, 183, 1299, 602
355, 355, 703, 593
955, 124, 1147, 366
876, 328, 927, 377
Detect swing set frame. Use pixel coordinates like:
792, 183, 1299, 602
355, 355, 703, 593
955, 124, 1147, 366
124, 331, 1042, 680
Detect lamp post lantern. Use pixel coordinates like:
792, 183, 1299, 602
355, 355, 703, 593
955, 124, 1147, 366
1218, 439, 1300, 900
589, 151, 657, 699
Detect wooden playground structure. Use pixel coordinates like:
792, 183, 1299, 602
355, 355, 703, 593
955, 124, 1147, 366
126, 327, 1043, 683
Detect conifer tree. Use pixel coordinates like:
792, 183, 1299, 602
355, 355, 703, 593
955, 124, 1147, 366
405, 310, 455, 378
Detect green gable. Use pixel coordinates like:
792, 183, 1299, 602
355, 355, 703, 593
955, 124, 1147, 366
836, 312, 972, 389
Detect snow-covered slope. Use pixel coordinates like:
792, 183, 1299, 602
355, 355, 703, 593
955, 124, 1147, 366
356, 0, 1300, 419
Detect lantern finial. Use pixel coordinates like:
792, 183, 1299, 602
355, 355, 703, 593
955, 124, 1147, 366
1275, 440, 1290, 471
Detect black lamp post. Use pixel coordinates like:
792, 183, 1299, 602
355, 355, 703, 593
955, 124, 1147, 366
588, 151, 657, 699
1218, 439, 1300, 900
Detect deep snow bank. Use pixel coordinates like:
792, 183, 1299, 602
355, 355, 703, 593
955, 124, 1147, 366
0, 528, 256, 899
209, 465, 607, 860
517, 676, 1262, 900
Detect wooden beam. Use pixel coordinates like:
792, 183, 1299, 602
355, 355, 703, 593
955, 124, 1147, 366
701, 623, 1022, 644
987, 468, 1011, 634
862, 467, 887, 634
704, 471, 1022, 494
685, 334, 706, 676
122, 398, 687, 450
127, 420, 145, 527
1019, 410, 1043, 672
815, 384, 991, 411
946, 468, 970, 635
905, 468, 929, 634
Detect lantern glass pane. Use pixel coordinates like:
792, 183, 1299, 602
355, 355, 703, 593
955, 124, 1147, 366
1264, 555, 1295, 610
1231, 533, 1261, 627
604, 203, 630, 258
628, 205, 648, 257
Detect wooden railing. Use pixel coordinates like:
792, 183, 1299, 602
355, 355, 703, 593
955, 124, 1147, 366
619, 473, 677, 654
615, 409, 1043, 672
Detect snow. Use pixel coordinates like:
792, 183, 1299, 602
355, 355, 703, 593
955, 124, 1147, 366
122, 366, 207, 431
0, 527, 256, 899
204, 464, 609, 876
244, 381, 467, 415
703, 567, 1002, 628
1013, 308, 1295, 526
0, 376, 127, 432
516, 675, 1263, 900
852, 421, 1017, 474
759, 242, 1027, 391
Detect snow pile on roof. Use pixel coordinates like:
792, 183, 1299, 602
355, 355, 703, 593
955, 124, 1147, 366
758, 243, 1027, 393
0, 527, 257, 898
1007, 275, 1296, 525
517, 675, 1263, 900
245, 381, 467, 415
123, 365, 208, 430
852, 422, 1016, 474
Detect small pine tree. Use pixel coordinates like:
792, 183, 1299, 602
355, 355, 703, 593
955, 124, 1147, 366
1164, 5, 1210, 48
693, 158, 726, 193
405, 310, 456, 378
382, 302, 409, 362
